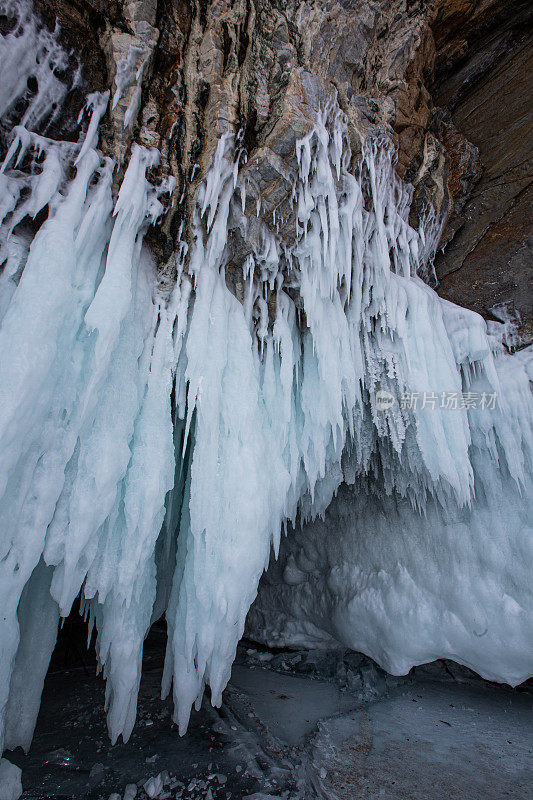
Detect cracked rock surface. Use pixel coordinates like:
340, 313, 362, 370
29, 0, 531, 341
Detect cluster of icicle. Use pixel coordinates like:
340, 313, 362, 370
0, 1, 179, 764
0, 2, 531, 781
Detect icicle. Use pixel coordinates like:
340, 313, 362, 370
0, 0, 72, 131
0, 2, 180, 758
75, 91, 110, 165
162, 95, 533, 732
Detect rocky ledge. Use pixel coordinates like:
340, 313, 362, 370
27, 0, 533, 343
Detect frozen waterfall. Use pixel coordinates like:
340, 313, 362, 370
0, 1, 531, 780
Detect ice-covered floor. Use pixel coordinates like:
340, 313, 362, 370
311, 673, 532, 800
4, 629, 531, 800
230, 663, 355, 747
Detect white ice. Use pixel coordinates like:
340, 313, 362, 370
0, 2, 176, 758
162, 107, 532, 734
0, 758, 21, 800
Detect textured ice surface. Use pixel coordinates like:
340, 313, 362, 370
168, 117, 532, 731
0, 0, 531, 769
0, 1, 176, 756
248, 362, 533, 684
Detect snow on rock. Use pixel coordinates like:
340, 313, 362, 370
0, 0, 531, 768
0, 0, 76, 133
0, 759, 21, 800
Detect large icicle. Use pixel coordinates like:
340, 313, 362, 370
0, 2, 177, 757
0, 126, 176, 751
248, 345, 533, 685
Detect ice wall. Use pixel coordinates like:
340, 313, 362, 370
247, 346, 533, 685
163, 112, 532, 733
0, 1, 531, 777
0, 2, 177, 762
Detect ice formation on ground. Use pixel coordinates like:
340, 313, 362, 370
0, 2, 531, 783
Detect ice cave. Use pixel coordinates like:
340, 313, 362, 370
0, 1, 531, 799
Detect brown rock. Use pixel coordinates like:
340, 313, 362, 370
432, 3, 533, 344
22, 1, 532, 338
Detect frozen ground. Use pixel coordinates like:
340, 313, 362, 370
3, 626, 531, 800
311, 670, 532, 800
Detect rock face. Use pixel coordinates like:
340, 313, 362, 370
432, 0, 533, 345
23, 0, 532, 335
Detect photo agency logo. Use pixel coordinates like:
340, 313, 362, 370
375, 389, 498, 411
376, 390, 395, 411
